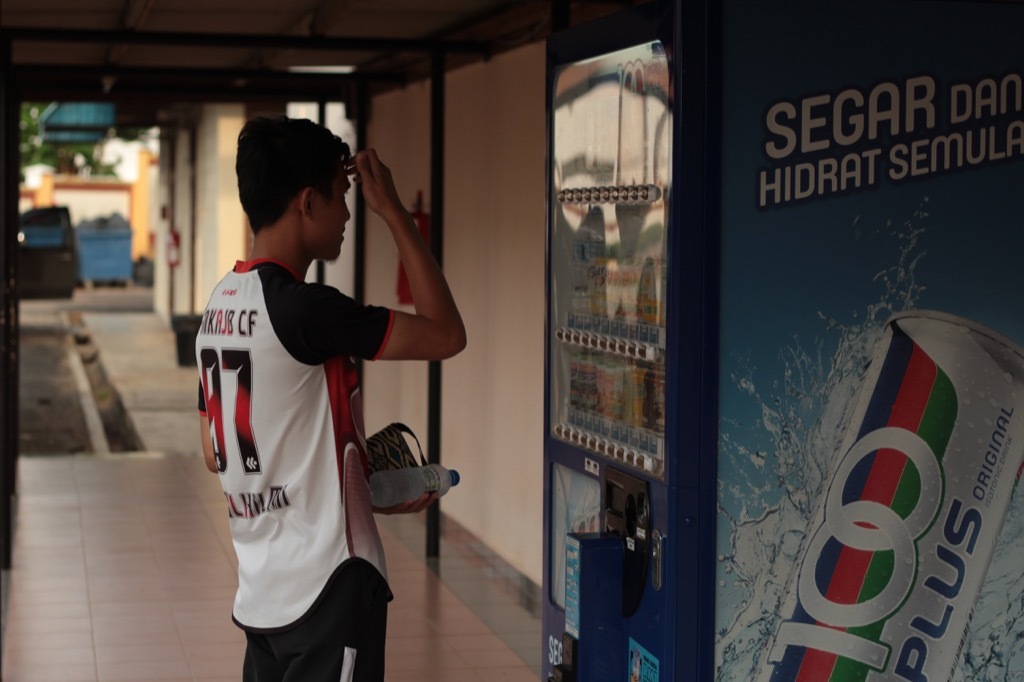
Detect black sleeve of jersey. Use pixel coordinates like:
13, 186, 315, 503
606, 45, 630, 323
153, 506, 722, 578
198, 381, 206, 413
259, 266, 393, 366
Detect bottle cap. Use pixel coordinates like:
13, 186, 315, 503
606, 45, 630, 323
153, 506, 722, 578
449, 469, 461, 487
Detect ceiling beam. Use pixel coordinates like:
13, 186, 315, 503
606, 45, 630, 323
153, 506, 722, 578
120, 0, 158, 29
16, 82, 352, 103
1, 27, 490, 55
106, 0, 158, 64
13, 63, 403, 102
241, 0, 361, 70
310, 0, 363, 36
14, 64, 404, 84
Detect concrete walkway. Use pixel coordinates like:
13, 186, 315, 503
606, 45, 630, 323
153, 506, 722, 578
3, 306, 540, 681
81, 312, 200, 457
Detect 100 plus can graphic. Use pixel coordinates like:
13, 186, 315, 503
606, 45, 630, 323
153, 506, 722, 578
756, 311, 1024, 682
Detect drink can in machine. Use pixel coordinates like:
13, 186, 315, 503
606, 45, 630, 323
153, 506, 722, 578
756, 310, 1024, 682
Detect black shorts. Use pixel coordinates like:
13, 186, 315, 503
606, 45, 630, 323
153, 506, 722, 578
241, 560, 389, 682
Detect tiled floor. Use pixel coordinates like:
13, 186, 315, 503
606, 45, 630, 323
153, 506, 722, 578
1, 454, 541, 682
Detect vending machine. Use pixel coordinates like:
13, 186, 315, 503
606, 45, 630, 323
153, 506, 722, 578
543, 0, 1024, 681
542, 2, 717, 680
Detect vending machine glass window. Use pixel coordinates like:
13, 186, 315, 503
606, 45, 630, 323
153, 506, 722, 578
549, 41, 671, 481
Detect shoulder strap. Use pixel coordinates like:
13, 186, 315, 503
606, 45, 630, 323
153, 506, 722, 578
365, 422, 428, 472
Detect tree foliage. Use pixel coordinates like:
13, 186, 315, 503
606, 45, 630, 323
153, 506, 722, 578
19, 102, 119, 180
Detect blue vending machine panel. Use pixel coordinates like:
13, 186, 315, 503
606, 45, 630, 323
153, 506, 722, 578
714, 2, 1024, 681
546, 1, 1024, 681
542, 2, 717, 680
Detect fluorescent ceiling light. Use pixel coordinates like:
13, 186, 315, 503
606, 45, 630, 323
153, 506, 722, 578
287, 65, 356, 74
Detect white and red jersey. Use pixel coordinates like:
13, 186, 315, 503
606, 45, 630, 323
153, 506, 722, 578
196, 258, 394, 632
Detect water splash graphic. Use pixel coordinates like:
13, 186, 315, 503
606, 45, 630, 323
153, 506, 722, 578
715, 199, 1024, 681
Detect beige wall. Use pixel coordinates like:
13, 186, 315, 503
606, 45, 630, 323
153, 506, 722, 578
51, 185, 130, 223
153, 135, 174, 322
363, 42, 547, 585
362, 76, 432, 441
195, 105, 247, 312
171, 129, 194, 315
153, 105, 245, 320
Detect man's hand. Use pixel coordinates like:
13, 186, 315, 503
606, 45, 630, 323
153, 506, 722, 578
350, 149, 404, 220
198, 415, 218, 473
373, 491, 439, 515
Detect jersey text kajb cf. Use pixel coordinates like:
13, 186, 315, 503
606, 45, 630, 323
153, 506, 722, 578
196, 259, 395, 632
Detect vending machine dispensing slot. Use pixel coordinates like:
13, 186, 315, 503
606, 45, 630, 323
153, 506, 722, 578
553, 467, 652, 682
604, 466, 650, 617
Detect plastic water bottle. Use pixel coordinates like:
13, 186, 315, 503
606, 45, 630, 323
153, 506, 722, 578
369, 464, 461, 507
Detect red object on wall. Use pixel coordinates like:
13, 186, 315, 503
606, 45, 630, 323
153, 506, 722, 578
398, 190, 430, 305
167, 229, 181, 268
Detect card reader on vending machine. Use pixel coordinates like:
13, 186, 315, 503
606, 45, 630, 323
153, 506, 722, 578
550, 467, 652, 682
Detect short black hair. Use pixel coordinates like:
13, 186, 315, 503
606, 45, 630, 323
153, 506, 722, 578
235, 116, 351, 233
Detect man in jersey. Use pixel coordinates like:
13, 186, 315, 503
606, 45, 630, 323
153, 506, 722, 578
195, 116, 466, 682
